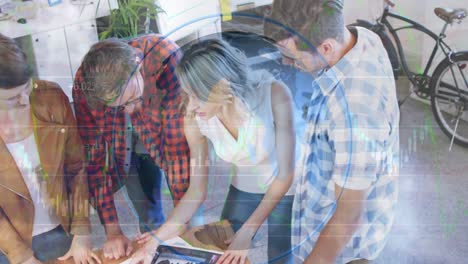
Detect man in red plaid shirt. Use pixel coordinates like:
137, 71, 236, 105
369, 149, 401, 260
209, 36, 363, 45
73, 35, 191, 259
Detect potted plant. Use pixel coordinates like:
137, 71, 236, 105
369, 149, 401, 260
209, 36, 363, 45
98, 0, 163, 40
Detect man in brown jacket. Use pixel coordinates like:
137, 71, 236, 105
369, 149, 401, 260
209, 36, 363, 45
0, 34, 100, 264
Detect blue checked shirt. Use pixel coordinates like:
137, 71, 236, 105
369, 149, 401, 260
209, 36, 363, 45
291, 27, 400, 263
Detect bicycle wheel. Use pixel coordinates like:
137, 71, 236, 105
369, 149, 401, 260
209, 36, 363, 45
430, 52, 468, 147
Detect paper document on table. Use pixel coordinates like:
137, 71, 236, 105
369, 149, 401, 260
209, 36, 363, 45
162, 236, 193, 248
118, 237, 223, 264
163, 237, 223, 254
118, 237, 190, 264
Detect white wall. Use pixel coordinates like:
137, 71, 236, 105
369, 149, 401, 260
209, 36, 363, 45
344, 0, 384, 24
155, 0, 221, 41
0, 0, 116, 99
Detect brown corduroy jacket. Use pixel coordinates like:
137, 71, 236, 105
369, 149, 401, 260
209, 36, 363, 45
0, 80, 91, 264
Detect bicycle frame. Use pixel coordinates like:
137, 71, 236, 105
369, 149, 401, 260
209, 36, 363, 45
365, 1, 468, 147
377, 7, 468, 102
378, 7, 452, 81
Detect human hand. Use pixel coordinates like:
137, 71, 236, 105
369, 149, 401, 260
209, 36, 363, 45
22, 256, 42, 264
135, 222, 187, 246
216, 228, 253, 264
58, 235, 101, 264
134, 231, 162, 246
102, 234, 133, 260
129, 239, 159, 264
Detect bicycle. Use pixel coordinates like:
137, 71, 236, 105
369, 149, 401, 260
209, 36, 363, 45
350, 0, 468, 148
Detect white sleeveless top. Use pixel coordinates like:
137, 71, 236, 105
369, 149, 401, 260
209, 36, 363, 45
196, 70, 299, 195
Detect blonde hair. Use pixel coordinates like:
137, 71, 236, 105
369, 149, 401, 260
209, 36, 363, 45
176, 39, 258, 115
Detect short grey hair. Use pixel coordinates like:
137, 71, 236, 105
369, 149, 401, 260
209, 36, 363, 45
80, 39, 138, 108
176, 39, 257, 114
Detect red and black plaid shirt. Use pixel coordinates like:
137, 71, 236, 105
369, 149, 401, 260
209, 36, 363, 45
73, 35, 190, 225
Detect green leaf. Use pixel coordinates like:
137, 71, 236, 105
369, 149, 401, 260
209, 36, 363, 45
97, 0, 163, 38
99, 29, 111, 40
127, 8, 138, 19
129, 2, 154, 8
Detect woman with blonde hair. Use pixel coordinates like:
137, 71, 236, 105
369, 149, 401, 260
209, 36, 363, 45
178, 38, 297, 263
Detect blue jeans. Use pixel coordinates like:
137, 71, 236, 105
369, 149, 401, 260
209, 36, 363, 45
221, 185, 294, 264
126, 153, 165, 233
0, 225, 73, 264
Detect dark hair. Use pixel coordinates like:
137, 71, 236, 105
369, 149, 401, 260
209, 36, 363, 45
0, 33, 33, 89
265, 0, 345, 50
80, 38, 138, 108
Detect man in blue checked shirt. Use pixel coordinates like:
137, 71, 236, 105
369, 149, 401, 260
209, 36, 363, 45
265, 0, 400, 263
